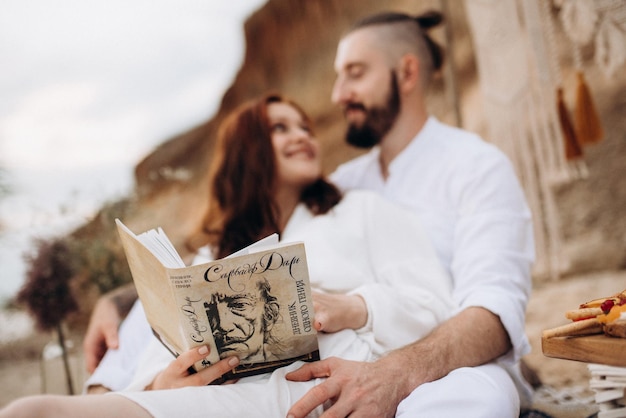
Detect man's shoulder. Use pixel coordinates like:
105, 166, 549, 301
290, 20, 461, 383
430, 120, 500, 158
426, 121, 512, 172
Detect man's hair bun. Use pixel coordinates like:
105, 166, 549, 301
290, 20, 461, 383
415, 10, 444, 30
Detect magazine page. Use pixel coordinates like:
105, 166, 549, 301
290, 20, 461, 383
115, 220, 188, 357
116, 219, 319, 379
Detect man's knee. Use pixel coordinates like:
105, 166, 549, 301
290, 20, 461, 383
396, 365, 519, 418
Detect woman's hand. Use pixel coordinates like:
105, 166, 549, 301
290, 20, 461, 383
312, 292, 367, 333
149, 345, 240, 390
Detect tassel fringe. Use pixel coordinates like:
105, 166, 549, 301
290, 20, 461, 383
557, 87, 583, 161
574, 71, 604, 145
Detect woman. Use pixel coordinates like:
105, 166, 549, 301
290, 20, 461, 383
1, 94, 454, 418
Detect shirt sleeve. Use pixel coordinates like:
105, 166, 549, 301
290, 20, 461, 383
347, 192, 456, 355
82, 300, 154, 392
450, 148, 534, 364
123, 334, 177, 391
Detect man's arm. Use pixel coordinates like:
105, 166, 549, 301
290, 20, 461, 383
286, 306, 509, 418
83, 283, 138, 373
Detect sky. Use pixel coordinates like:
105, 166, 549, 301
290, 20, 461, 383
0, 0, 267, 302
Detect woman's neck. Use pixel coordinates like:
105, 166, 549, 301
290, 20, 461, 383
274, 186, 302, 232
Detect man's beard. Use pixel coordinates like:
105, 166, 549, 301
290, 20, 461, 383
345, 71, 400, 149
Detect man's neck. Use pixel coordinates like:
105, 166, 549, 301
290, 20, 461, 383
378, 111, 428, 179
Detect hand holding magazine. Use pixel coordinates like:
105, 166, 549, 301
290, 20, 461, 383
115, 219, 319, 380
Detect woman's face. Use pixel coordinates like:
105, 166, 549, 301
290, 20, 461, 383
268, 102, 322, 191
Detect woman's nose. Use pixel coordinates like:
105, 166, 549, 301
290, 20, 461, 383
292, 127, 311, 142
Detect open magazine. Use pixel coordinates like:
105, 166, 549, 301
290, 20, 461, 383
115, 219, 319, 379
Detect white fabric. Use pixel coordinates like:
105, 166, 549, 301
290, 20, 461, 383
396, 363, 520, 418
115, 361, 325, 418
115, 190, 455, 416
331, 116, 535, 414
283, 190, 454, 355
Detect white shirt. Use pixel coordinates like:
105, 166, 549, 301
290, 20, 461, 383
331, 116, 534, 363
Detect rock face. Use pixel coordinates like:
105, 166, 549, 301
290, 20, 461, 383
65, 0, 626, 322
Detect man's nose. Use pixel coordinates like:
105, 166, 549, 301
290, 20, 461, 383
331, 77, 347, 105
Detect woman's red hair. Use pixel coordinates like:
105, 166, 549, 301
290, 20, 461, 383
191, 94, 341, 258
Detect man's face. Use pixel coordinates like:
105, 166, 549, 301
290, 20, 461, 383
206, 281, 267, 361
332, 28, 401, 148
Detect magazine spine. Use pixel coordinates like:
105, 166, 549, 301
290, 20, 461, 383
169, 269, 220, 371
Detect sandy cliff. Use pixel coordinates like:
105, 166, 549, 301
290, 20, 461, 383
2, 1, 626, 414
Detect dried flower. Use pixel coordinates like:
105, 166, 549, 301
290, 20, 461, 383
17, 238, 78, 331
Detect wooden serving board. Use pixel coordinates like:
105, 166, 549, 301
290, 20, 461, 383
542, 334, 626, 367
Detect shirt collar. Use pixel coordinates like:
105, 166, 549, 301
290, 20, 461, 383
388, 116, 438, 176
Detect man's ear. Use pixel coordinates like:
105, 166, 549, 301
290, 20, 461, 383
397, 53, 420, 93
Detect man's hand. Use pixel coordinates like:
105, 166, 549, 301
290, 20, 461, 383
286, 307, 512, 418
150, 346, 239, 390
286, 356, 408, 418
312, 292, 367, 332
83, 296, 122, 373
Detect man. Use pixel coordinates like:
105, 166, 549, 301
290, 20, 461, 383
285, 11, 533, 418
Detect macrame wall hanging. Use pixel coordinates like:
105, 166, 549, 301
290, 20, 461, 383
463, 0, 625, 280
555, 0, 626, 157
464, 0, 559, 279
558, 0, 626, 80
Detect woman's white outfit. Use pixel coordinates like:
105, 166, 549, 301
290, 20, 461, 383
114, 190, 454, 417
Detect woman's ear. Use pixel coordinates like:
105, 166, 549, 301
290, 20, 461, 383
397, 54, 420, 93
